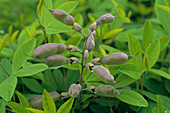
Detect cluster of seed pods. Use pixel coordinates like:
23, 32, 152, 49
32, 8, 137, 98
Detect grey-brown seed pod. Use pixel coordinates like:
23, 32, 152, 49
85, 33, 95, 52
95, 85, 120, 97
44, 54, 69, 66
96, 13, 115, 25
73, 22, 82, 32
52, 9, 74, 26
92, 66, 115, 84
88, 22, 97, 34
28, 92, 61, 109
90, 58, 100, 64
68, 84, 81, 97
70, 57, 80, 65
100, 52, 129, 65
32, 43, 67, 59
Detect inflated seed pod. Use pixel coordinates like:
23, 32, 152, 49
90, 58, 100, 64
70, 57, 80, 65
85, 33, 95, 52
100, 52, 130, 65
67, 45, 80, 53
96, 13, 115, 25
68, 84, 81, 97
44, 54, 69, 66
32, 43, 67, 59
73, 22, 82, 32
95, 85, 120, 97
52, 9, 74, 26
28, 92, 61, 109
92, 66, 115, 84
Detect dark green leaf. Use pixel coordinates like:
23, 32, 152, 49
159, 36, 170, 51
16, 91, 29, 107
7, 102, 27, 113
0, 99, 6, 113
149, 69, 170, 80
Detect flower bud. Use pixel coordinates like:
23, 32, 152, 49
32, 43, 67, 59
73, 22, 82, 32
52, 9, 74, 26
67, 45, 80, 53
96, 13, 115, 25
90, 58, 100, 64
92, 66, 115, 84
86, 62, 94, 71
88, 22, 97, 34
84, 49, 89, 59
100, 52, 129, 65
85, 33, 95, 52
28, 92, 61, 109
68, 84, 81, 97
95, 85, 120, 97
70, 57, 80, 65
44, 54, 69, 66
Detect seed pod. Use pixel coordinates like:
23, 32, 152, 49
95, 85, 120, 97
28, 92, 61, 109
67, 45, 80, 53
100, 52, 130, 65
85, 33, 95, 52
92, 66, 115, 84
96, 13, 115, 25
44, 54, 69, 66
73, 22, 82, 32
88, 22, 97, 34
68, 84, 81, 97
84, 49, 89, 59
32, 43, 67, 59
90, 58, 100, 64
86, 62, 94, 71
70, 57, 80, 65
52, 9, 74, 26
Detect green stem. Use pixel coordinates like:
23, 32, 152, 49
109, 98, 113, 113
136, 79, 139, 90
51, 70, 61, 91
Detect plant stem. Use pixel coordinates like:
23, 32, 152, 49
136, 79, 139, 89
51, 70, 61, 91
78, 36, 88, 113
109, 98, 113, 113
141, 75, 143, 95
0, 63, 10, 77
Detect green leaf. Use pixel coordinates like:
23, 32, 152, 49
57, 1, 78, 14
144, 39, 160, 69
159, 36, 170, 51
24, 26, 32, 38
0, 58, 12, 84
157, 96, 163, 113
128, 34, 143, 70
43, 89, 56, 113
144, 54, 149, 72
7, 102, 27, 113
99, 46, 107, 56
138, 100, 157, 113
0, 76, 17, 101
164, 79, 170, 94
65, 36, 82, 46
0, 99, 6, 113
0, 34, 8, 52
100, 44, 120, 53
149, 69, 170, 80
16, 91, 29, 107
102, 24, 108, 37
40, 0, 71, 34
156, 0, 170, 35
26, 108, 44, 113
10, 30, 19, 45
116, 89, 148, 107
90, 105, 110, 113
157, 5, 170, 13
23, 78, 43, 93
57, 97, 74, 113
103, 28, 124, 39
119, 63, 141, 79
14, 63, 48, 77
143, 19, 153, 51
12, 38, 36, 73
113, 73, 136, 89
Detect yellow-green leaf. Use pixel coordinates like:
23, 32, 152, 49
37, 0, 44, 15
0, 34, 8, 52
157, 5, 170, 13
24, 26, 32, 38
103, 28, 124, 39
10, 30, 19, 44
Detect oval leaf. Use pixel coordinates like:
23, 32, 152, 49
103, 28, 124, 39
16, 91, 29, 107
116, 89, 148, 107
